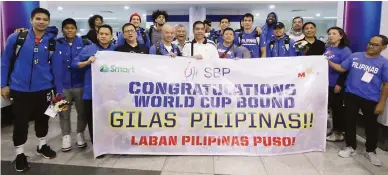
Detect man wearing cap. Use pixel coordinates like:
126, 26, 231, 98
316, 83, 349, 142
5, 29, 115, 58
56, 18, 92, 152
267, 22, 297, 58
116, 13, 150, 48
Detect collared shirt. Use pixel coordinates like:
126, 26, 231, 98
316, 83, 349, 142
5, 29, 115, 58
182, 39, 219, 59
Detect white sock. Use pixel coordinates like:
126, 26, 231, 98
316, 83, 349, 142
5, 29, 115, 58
16, 145, 24, 155
38, 137, 47, 149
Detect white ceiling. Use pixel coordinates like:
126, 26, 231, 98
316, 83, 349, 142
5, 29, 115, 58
46, 1, 338, 21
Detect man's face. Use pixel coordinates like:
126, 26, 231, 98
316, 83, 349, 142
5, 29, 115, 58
155, 15, 166, 26
175, 27, 187, 41
223, 30, 234, 43
292, 18, 303, 30
97, 27, 112, 45
131, 16, 141, 28
266, 13, 276, 25
162, 26, 174, 43
366, 37, 386, 55
123, 25, 137, 42
243, 17, 253, 30
95, 17, 103, 27
303, 24, 316, 37
274, 28, 285, 37
194, 23, 205, 39
220, 19, 230, 31
62, 24, 77, 39
30, 13, 49, 31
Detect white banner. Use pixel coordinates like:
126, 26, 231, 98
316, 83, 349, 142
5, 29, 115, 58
92, 51, 328, 157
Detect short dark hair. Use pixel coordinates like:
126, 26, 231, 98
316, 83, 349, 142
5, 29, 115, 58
220, 17, 230, 23
152, 9, 168, 22
292, 16, 304, 23
121, 23, 136, 32
31, 8, 50, 19
204, 19, 211, 26
223, 27, 234, 35
97, 24, 113, 35
243, 13, 254, 22
193, 21, 204, 29
374, 35, 388, 46
327, 26, 350, 48
88, 15, 103, 29
303, 22, 316, 30
62, 18, 77, 29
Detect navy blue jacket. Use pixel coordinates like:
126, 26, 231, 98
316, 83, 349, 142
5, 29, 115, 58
72, 43, 116, 100
1, 27, 63, 94
57, 36, 92, 89
262, 12, 278, 55
268, 35, 297, 58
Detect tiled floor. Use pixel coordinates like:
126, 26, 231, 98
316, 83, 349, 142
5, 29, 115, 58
1, 111, 388, 175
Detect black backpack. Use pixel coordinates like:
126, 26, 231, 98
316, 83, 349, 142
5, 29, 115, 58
269, 36, 291, 53
7, 31, 56, 85
140, 31, 147, 44
148, 25, 155, 43
155, 43, 181, 56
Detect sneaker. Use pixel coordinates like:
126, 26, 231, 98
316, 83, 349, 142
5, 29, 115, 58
339, 146, 356, 158
365, 152, 382, 166
62, 135, 72, 152
12, 153, 30, 172
326, 132, 344, 142
76, 132, 87, 148
37, 145, 56, 159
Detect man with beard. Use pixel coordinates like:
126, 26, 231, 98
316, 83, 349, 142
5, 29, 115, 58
150, 24, 181, 57
116, 13, 151, 48
148, 10, 168, 46
262, 12, 278, 55
172, 24, 188, 51
115, 23, 149, 54
287, 16, 305, 41
209, 17, 230, 44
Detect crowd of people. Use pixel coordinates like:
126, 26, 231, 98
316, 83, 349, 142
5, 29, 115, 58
1, 7, 388, 172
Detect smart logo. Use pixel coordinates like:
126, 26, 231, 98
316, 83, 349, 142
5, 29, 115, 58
100, 64, 135, 73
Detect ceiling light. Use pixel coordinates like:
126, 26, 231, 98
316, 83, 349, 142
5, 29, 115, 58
269, 5, 275, 9
255, 13, 260, 17
89, 14, 93, 17
124, 6, 130, 10
315, 13, 321, 17
57, 6, 63, 11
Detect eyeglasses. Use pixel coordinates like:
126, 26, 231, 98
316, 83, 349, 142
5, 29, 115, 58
368, 43, 381, 48
124, 30, 136, 34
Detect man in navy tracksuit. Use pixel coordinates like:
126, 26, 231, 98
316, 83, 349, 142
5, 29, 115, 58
71, 24, 116, 149
267, 22, 297, 58
56, 18, 91, 152
262, 12, 278, 55
1, 8, 63, 172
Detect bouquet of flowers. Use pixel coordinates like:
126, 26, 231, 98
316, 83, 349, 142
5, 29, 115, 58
293, 40, 310, 53
52, 95, 70, 112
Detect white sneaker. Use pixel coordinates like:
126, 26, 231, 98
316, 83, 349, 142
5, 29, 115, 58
62, 135, 72, 152
76, 133, 87, 148
365, 152, 382, 166
338, 147, 356, 158
326, 132, 344, 142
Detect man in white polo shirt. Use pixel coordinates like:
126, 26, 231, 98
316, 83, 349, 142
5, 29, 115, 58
182, 21, 219, 59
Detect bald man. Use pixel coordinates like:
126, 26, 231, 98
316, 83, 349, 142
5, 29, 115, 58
149, 24, 182, 57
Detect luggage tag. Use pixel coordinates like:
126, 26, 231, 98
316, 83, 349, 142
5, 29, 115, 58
361, 71, 374, 83
45, 90, 58, 118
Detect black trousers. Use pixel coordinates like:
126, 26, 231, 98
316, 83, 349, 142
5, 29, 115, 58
84, 100, 93, 144
11, 89, 51, 146
328, 87, 345, 132
344, 93, 379, 152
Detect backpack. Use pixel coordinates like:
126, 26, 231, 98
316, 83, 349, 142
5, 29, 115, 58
140, 30, 147, 44
148, 25, 155, 43
269, 36, 291, 54
156, 44, 181, 56
8, 31, 56, 85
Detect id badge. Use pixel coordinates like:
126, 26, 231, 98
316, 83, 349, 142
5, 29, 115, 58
361, 71, 374, 83
45, 105, 58, 118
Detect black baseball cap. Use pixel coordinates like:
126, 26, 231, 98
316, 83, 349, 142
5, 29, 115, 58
274, 22, 285, 29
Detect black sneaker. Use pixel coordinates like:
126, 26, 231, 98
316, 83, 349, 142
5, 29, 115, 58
36, 145, 56, 159
12, 153, 30, 172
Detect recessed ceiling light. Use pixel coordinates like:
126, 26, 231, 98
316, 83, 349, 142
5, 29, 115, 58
89, 14, 93, 17
269, 5, 275, 9
142, 13, 147, 16
255, 13, 260, 17
57, 6, 63, 11
124, 6, 130, 10
316, 13, 321, 17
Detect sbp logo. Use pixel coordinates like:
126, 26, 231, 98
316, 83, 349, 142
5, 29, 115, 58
184, 62, 198, 80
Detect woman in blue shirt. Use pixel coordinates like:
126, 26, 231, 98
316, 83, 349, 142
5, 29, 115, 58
325, 27, 352, 142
